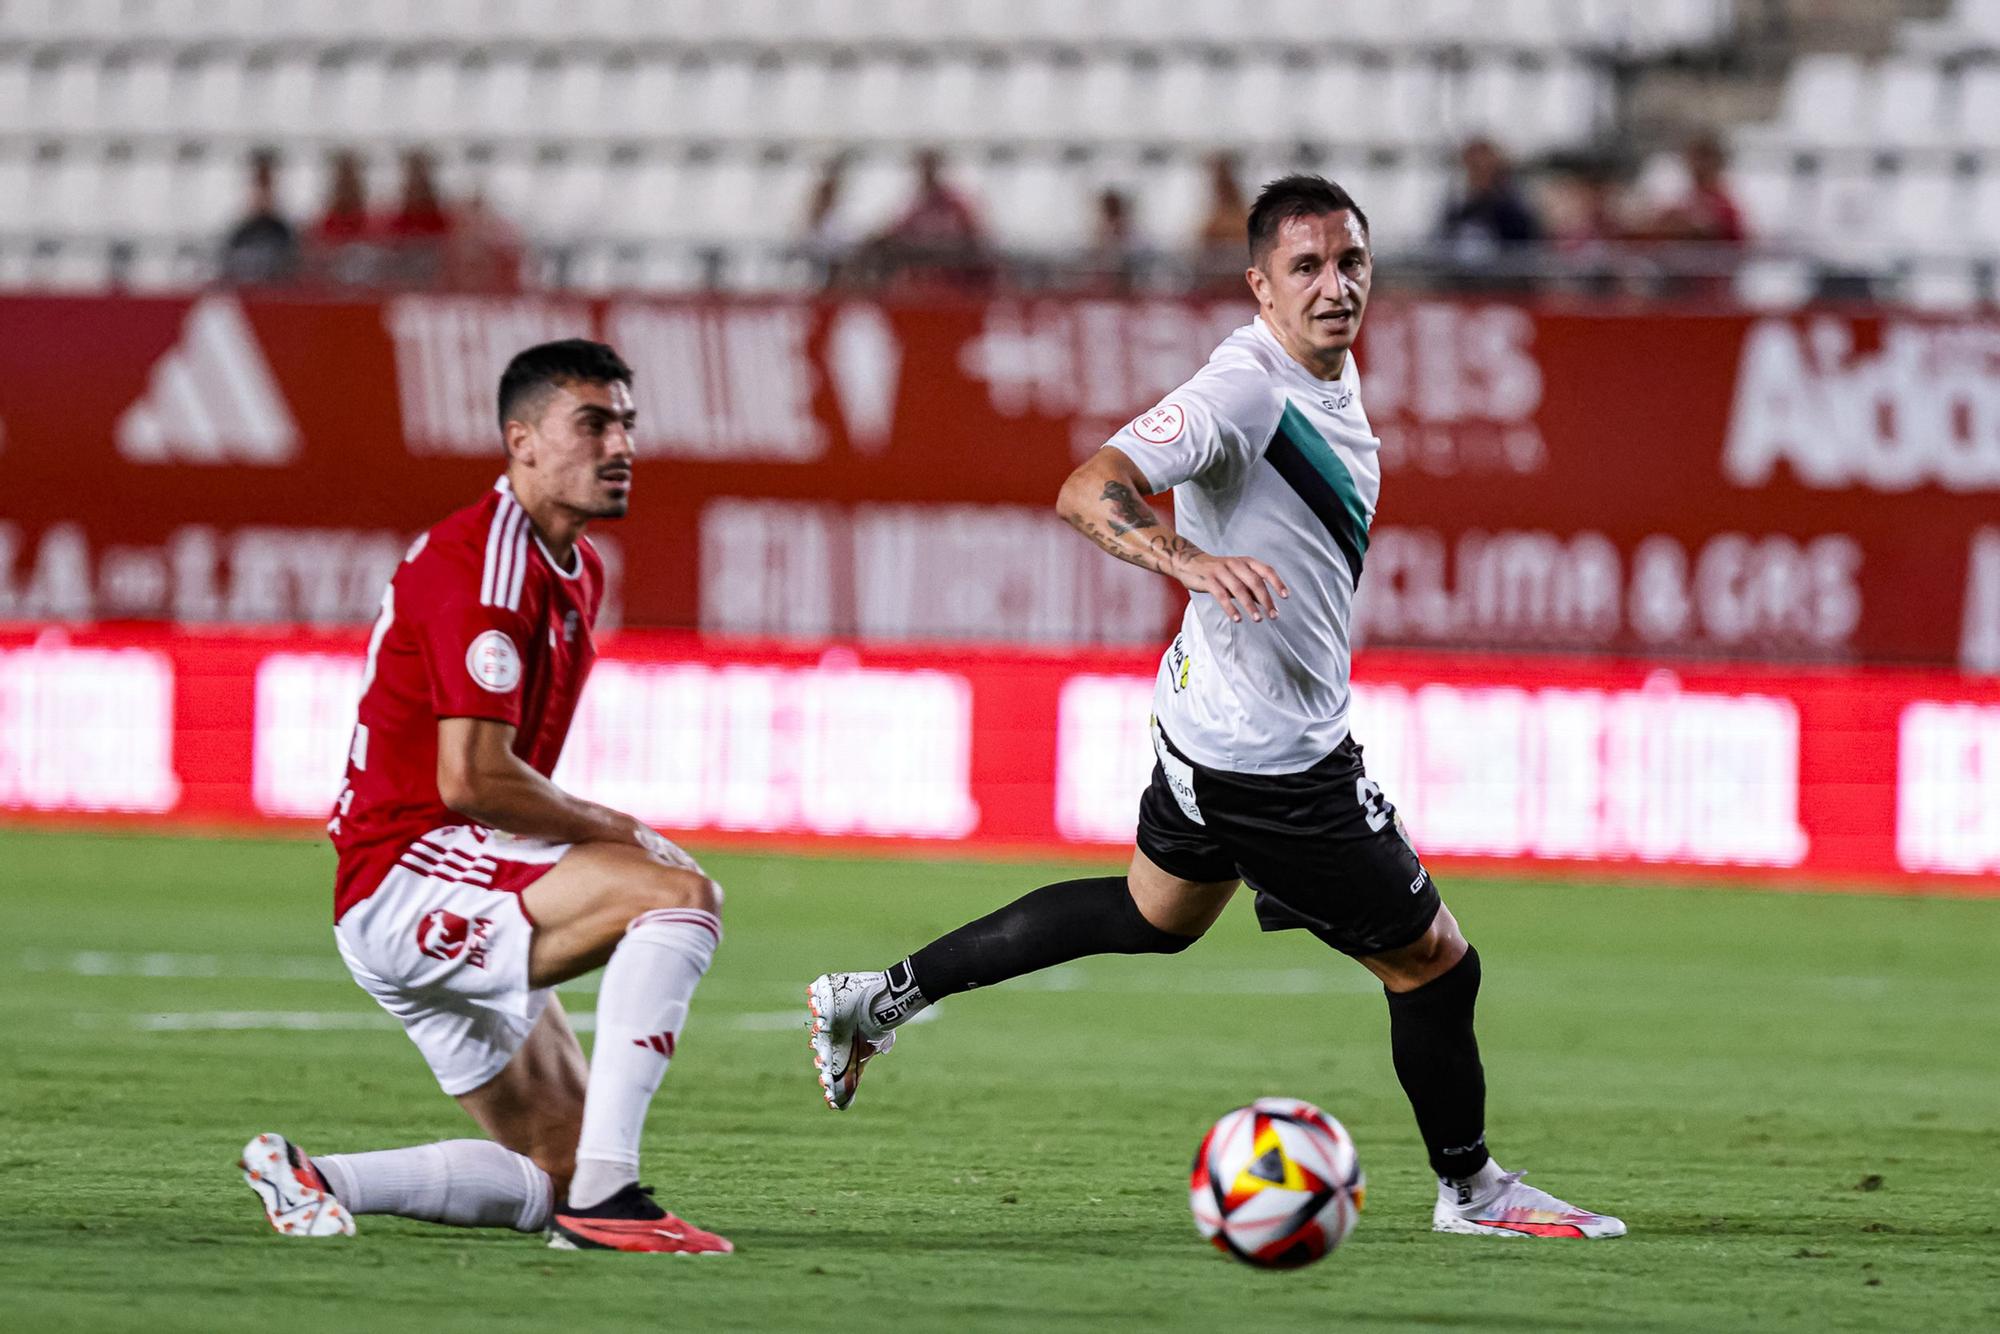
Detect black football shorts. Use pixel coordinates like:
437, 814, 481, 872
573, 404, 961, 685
1134, 720, 1442, 958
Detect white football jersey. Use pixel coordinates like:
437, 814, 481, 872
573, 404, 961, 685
1109, 316, 1382, 775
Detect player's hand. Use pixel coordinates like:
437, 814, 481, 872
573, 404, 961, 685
632, 824, 703, 874
1175, 553, 1289, 623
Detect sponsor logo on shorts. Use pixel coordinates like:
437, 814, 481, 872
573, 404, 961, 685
1409, 869, 1430, 896
465, 630, 522, 693
415, 908, 495, 968
1130, 401, 1185, 445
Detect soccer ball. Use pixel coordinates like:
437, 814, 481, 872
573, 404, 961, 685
1189, 1097, 1365, 1268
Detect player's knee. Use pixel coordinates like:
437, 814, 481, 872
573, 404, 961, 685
628, 864, 723, 921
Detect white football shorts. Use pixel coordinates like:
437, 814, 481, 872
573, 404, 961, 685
334, 825, 571, 1096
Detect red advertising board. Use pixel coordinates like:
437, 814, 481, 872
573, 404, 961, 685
4, 625, 1996, 892
1, 293, 1995, 669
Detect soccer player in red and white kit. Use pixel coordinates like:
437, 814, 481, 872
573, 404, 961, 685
238, 339, 732, 1253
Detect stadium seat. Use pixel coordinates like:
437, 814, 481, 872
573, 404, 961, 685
1883, 166, 1966, 253
1129, 153, 1211, 250
1728, 162, 1797, 242
1073, 57, 1143, 143
984, 153, 1085, 249
99, 152, 151, 240
1866, 58, 1950, 151
545, 57, 610, 141
471, 54, 538, 143
247, 55, 325, 140
1950, 65, 2000, 150
842, 56, 912, 143
837, 151, 917, 237
1771, 53, 1867, 151
989, 58, 1057, 142
1144, 56, 1224, 148
1966, 168, 2000, 251
105, 54, 177, 139
35, 56, 101, 137
1215, 55, 1305, 147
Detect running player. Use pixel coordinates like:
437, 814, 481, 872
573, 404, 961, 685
238, 339, 732, 1254
808, 177, 1624, 1240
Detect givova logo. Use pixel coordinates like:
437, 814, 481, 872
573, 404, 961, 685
116, 296, 299, 465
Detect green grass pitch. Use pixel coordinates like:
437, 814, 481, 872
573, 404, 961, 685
1, 827, 1996, 1333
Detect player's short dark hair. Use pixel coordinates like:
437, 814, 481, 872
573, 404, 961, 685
1247, 174, 1371, 267
496, 338, 634, 433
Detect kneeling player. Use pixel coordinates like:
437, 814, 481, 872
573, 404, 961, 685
239, 340, 730, 1253
807, 178, 1622, 1240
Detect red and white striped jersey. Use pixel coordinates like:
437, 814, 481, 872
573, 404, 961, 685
329, 476, 604, 921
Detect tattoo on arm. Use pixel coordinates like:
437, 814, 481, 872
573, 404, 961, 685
1099, 481, 1159, 536
1144, 533, 1200, 575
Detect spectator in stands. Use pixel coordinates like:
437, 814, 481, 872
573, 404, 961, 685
867, 148, 990, 290
1439, 137, 1543, 253
219, 148, 299, 286
383, 150, 454, 286
1193, 153, 1248, 290
1195, 153, 1247, 250
310, 149, 380, 287
799, 155, 855, 288
1084, 187, 1144, 294
443, 189, 525, 292
1637, 132, 1747, 245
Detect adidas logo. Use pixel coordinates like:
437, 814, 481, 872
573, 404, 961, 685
632, 1031, 677, 1058
116, 295, 299, 465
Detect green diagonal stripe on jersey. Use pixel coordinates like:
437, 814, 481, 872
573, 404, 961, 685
1265, 400, 1371, 584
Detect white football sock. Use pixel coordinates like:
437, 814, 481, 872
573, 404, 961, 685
313, 1140, 551, 1232
1441, 1157, 1509, 1206
568, 907, 721, 1210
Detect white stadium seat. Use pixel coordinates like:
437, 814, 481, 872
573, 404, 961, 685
105, 55, 177, 139
1966, 168, 2000, 251
1728, 163, 1798, 242
1883, 167, 1966, 254
1950, 65, 2000, 150
37, 56, 102, 137
1867, 58, 1950, 151
836, 152, 917, 237
918, 58, 996, 144
1773, 53, 1866, 151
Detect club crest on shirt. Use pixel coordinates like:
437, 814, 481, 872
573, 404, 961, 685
465, 629, 522, 693
1130, 401, 1186, 445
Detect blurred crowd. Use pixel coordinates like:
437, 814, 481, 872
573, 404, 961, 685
220, 147, 524, 291
219, 136, 1749, 298
799, 136, 1749, 297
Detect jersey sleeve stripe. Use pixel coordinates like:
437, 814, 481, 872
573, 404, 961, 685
506, 526, 530, 610
484, 501, 527, 610
479, 500, 508, 606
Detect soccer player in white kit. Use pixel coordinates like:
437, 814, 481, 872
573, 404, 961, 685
809, 177, 1624, 1240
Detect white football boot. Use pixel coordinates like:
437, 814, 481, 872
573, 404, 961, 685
239, 1133, 355, 1238
1432, 1164, 1626, 1239
806, 971, 902, 1110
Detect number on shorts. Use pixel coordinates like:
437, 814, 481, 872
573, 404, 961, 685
1356, 777, 1392, 833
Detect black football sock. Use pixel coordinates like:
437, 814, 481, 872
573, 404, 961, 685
901, 876, 1197, 1006
1383, 945, 1491, 1182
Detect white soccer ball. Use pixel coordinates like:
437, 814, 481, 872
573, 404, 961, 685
1189, 1096, 1365, 1268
